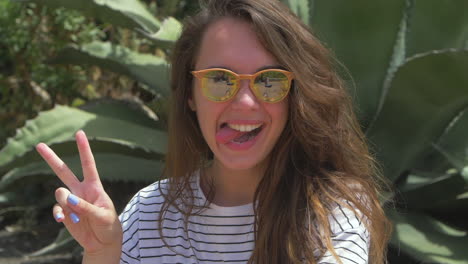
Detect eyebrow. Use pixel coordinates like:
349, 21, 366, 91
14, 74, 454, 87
205, 65, 287, 72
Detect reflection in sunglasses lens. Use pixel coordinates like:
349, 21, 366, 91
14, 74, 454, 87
203, 70, 237, 101
200, 70, 290, 102
254, 71, 289, 102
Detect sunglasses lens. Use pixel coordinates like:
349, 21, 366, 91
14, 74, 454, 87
254, 71, 290, 102
201, 70, 238, 102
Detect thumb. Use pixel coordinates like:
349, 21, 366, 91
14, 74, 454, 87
55, 188, 113, 224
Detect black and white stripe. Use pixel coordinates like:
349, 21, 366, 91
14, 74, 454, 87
119, 173, 370, 264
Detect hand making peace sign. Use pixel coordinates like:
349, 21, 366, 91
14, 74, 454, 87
36, 130, 122, 261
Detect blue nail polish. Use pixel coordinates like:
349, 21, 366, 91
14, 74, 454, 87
55, 213, 64, 220
68, 194, 80, 206
70, 213, 80, 224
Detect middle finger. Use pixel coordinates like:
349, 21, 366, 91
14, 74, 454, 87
75, 130, 101, 184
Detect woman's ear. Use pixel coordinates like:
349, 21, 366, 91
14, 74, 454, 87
188, 98, 196, 111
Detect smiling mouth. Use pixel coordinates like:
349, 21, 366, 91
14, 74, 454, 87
226, 123, 262, 132
219, 123, 264, 144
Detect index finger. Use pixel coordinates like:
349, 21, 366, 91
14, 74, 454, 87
36, 143, 80, 190
75, 130, 101, 184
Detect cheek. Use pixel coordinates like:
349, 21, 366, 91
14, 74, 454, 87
189, 82, 200, 111
268, 100, 289, 128
193, 94, 224, 135
191, 83, 210, 113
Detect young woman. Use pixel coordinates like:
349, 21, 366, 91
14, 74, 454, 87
36, 0, 392, 263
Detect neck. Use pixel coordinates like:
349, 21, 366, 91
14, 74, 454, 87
201, 160, 266, 207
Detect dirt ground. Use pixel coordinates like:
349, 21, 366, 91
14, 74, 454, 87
0, 180, 146, 264
0, 220, 80, 264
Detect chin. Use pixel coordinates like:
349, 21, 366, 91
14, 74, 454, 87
216, 154, 266, 171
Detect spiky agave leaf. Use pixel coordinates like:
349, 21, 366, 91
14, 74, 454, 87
367, 50, 468, 182
48, 41, 170, 97
397, 172, 466, 210
406, 0, 468, 57
311, 0, 406, 127
23, 0, 161, 35
388, 209, 468, 264
0, 152, 162, 192
0, 104, 167, 175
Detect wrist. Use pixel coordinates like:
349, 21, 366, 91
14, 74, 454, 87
82, 244, 122, 264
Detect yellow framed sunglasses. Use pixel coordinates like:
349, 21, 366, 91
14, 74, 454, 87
191, 68, 294, 103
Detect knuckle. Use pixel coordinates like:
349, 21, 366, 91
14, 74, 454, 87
52, 204, 60, 212
82, 158, 96, 168
57, 162, 70, 174
55, 187, 66, 195
55, 188, 69, 203
54, 188, 61, 198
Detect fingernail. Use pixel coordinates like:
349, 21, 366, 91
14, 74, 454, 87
68, 193, 80, 206
55, 213, 64, 221
70, 213, 80, 224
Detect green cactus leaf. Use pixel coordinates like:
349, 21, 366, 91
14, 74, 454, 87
388, 209, 468, 264
407, 0, 468, 57
310, 0, 405, 127
433, 107, 468, 171
0, 105, 167, 172
0, 192, 16, 204
462, 167, 468, 182
280, 0, 310, 26
141, 17, 182, 48
430, 191, 468, 215
48, 41, 170, 97
26, 0, 161, 35
372, 0, 412, 133
79, 98, 162, 129
398, 172, 466, 210
367, 50, 468, 182
412, 106, 468, 175
0, 153, 161, 191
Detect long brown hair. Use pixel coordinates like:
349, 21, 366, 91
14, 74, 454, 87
162, 0, 392, 263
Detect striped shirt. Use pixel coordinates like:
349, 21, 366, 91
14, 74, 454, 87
119, 172, 370, 264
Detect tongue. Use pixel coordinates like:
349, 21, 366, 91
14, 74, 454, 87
216, 126, 245, 144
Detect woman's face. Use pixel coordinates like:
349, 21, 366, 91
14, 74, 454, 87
189, 17, 288, 171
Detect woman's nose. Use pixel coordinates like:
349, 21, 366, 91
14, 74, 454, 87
230, 80, 260, 111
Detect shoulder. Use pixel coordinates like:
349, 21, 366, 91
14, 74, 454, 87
327, 180, 372, 236
328, 201, 368, 234
319, 201, 370, 264
119, 172, 201, 226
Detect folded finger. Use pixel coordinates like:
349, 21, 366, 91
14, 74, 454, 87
53, 204, 80, 226
53, 204, 65, 223
55, 187, 81, 224
56, 187, 109, 225
36, 143, 80, 190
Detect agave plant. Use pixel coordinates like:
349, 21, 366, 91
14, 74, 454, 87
0, 0, 180, 258
281, 0, 468, 263
0, 0, 181, 180
1, 0, 467, 263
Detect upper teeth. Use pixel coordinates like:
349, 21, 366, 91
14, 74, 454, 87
228, 123, 262, 132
